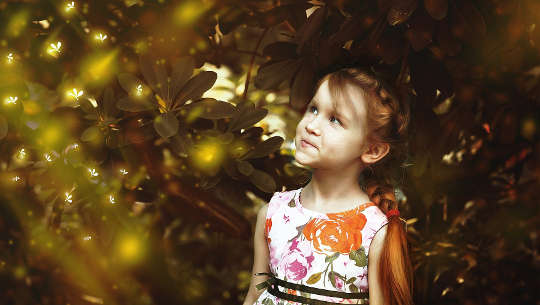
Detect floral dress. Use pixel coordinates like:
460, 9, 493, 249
254, 187, 388, 305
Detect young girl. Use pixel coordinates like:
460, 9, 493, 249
243, 67, 413, 305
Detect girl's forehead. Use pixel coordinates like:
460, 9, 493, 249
314, 80, 367, 123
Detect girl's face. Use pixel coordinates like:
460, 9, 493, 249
294, 79, 369, 171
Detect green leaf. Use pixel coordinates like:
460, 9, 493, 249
306, 272, 322, 285
175, 71, 217, 106
81, 126, 101, 142
346, 277, 357, 284
236, 160, 254, 176
243, 136, 284, 159
249, 169, 276, 193
154, 112, 179, 138
349, 246, 368, 267
184, 98, 237, 120
328, 271, 337, 288
325, 252, 340, 263
349, 283, 359, 292
0, 115, 7, 140
262, 298, 274, 305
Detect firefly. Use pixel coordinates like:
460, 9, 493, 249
109, 194, 116, 204
119, 168, 128, 175
12, 176, 21, 182
7, 53, 14, 64
44, 153, 52, 162
17, 148, 26, 160
47, 41, 62, 57
88, 168, 98, 177
95, 33, 108, 42
135, 84, 143, 96
66, 1, 75, 12
5, 96, 18, 105
65, 192, 72, 203
67, 88, 84, 101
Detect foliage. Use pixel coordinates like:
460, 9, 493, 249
0, 0, 539, 305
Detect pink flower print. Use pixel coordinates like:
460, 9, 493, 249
283, 214, 290, 224
278, 238, 314, 281
334, 275, 344, 290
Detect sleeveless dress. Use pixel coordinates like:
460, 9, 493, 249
254, 187, 389, 305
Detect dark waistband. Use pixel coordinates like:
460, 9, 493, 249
255, 272, 369, 305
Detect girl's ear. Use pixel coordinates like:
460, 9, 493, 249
360, 142, 390, 165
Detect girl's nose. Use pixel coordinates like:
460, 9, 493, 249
305, 118, 320, 135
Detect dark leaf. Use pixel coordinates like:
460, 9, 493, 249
243, 136, 284, 159
405, 11, 436, 51
117, 73, 143, 95
249, 169, 276, 193
175, 71, 217, 106
170, 128, 192, 157
388, 0, 418, 26
262, 42, 299, 61
78, 98, 97, 114
139, 54, 168, 99
153, 112, 179, 138
81, 126, 101, 142
103, 87, 120, 118
117, 96, 153, 112
296, 6, 327, 52
223, 160, 241, 179
409, 52, 453, 105
254, 59, 301, 90
0, 115, 7, 140
437, 21, 462, 56
424, 0, 448, 20
171, 57, 195, 101
236, 160, 254, 176
376, 27, 406, 64
227, 102, 268, 132
290, 60, 316, 110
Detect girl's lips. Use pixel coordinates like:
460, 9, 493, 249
301, 139, 317, 149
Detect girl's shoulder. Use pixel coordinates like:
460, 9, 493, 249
362, 204, 389, 233
266, 188, 299, 218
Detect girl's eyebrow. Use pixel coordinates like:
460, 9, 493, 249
311, 98, 351, 123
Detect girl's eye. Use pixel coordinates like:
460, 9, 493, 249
308, 106, 341, 125
330, 116, 341, 125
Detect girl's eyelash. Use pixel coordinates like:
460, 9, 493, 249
308, 106, 342, 125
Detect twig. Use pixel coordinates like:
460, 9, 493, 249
243, 27, 269, 102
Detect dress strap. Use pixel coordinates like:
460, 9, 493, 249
255, 272, 369, 304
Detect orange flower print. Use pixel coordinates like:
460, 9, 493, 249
265, 218, 272, 244
302, 210, 368, 254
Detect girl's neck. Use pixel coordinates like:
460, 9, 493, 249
302, 175, 371, 213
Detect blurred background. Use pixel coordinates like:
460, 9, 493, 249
0, 0, 538, 304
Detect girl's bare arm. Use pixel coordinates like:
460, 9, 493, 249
368, 224, 388, 305
242, 204, 270, 305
